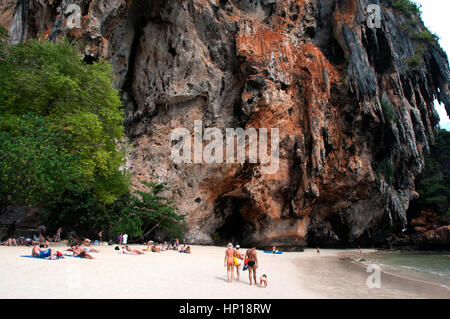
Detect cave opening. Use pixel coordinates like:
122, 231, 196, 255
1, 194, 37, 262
213, 196, 253, 245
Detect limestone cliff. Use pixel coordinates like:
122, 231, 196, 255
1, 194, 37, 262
1, 0, 449, 248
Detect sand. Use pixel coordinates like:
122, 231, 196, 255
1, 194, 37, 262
0, 244, 448, 299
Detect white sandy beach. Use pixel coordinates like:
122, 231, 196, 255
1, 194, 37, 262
0, 244, 448, 299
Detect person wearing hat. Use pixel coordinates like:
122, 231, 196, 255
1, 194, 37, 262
224, 243, 235, 282
233, 244, 243, 280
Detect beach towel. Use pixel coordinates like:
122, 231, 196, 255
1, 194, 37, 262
64, 254, 83, 258
263, 250, 283, 254
21, 255, 61, 260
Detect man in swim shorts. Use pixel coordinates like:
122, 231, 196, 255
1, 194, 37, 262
224, 243, 235, 282
245, 247, 258, 285
31, 244, 55, 259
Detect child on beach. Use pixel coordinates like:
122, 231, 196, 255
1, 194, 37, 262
259, 274, 267, 288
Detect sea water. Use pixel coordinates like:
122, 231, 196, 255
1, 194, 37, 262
366, 251, 450, 289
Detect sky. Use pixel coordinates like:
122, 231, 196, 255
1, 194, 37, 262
413, 0, 450, 131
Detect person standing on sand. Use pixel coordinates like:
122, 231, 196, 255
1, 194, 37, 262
224, 243, 235, 282
234, 245, 243, 280
118, 233, 123, 245
37, 225, 46, 244
55, 227, 62, 242
317, 247, 320, 255
245, 247, 258, 286
6, 220, 17, 246
123, 233, 128, 245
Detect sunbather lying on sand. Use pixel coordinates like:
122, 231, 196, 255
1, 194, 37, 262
83, 246, 100, 253
71, 244, 94, 259
123, 245, 144, 255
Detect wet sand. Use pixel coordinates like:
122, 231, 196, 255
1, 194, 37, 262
0, 244, 448, 299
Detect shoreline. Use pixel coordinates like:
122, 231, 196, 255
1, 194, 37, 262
356, 250, 450, 291
0, 244, 448, 299
296, 249, 450, 299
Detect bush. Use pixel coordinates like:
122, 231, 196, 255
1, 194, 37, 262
381, 100, 396, 123
413, 29, 439, 43
406, 54, 424, 68
392, 0, 421, 18
415, 130, 450, 217
111, 178, 186, 240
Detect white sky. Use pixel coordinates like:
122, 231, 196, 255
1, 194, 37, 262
413, 0, 450, 130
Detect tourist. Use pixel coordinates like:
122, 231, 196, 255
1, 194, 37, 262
32, 244, 55, 260
72, 244, 94, 259
37, 225, 46, 244
317, 247, 320, 255
98, 230, 103, 243
259, 274, 268, 288
245, 247, 258, 286
185, 246, 191, 254
224, 243, 235, 283
40, 240, 49, 248
6, 221, 17, 246
55, 227, 62, 242
118, 233, 123, 245
234, 244, 243, 280
124, 245, 144, 255
123, 233, 128, 245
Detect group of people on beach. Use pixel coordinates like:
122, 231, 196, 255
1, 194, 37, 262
1, 222, 64, 247
224, 243, 267, 287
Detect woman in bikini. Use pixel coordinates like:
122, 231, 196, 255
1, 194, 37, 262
224, 243, 235, 282
72, 244, 94, 259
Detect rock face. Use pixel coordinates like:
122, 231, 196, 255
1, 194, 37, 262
1, 0, 449, 248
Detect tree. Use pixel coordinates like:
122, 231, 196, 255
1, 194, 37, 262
0, 114, 80, 213
415, 129, 450, 217
0, 36, 129, 204
111, 179, 186, 240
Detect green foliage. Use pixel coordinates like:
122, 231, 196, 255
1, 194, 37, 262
415, 130, 450, 216
381, 100, 397, 123
42, 184, 108, 237
0, 37, 128, 204
111, 179, 186, 240
392, 0, 421, 18
393, 1, 440, 70
0, 25, 8, 59
0, 114, 80, 207
406, 54, 424, 68
413, 29, 439, 43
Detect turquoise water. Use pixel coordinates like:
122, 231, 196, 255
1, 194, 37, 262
366, 251, 450, 289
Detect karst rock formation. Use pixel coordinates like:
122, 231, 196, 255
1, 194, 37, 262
1, 0, 449, 248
